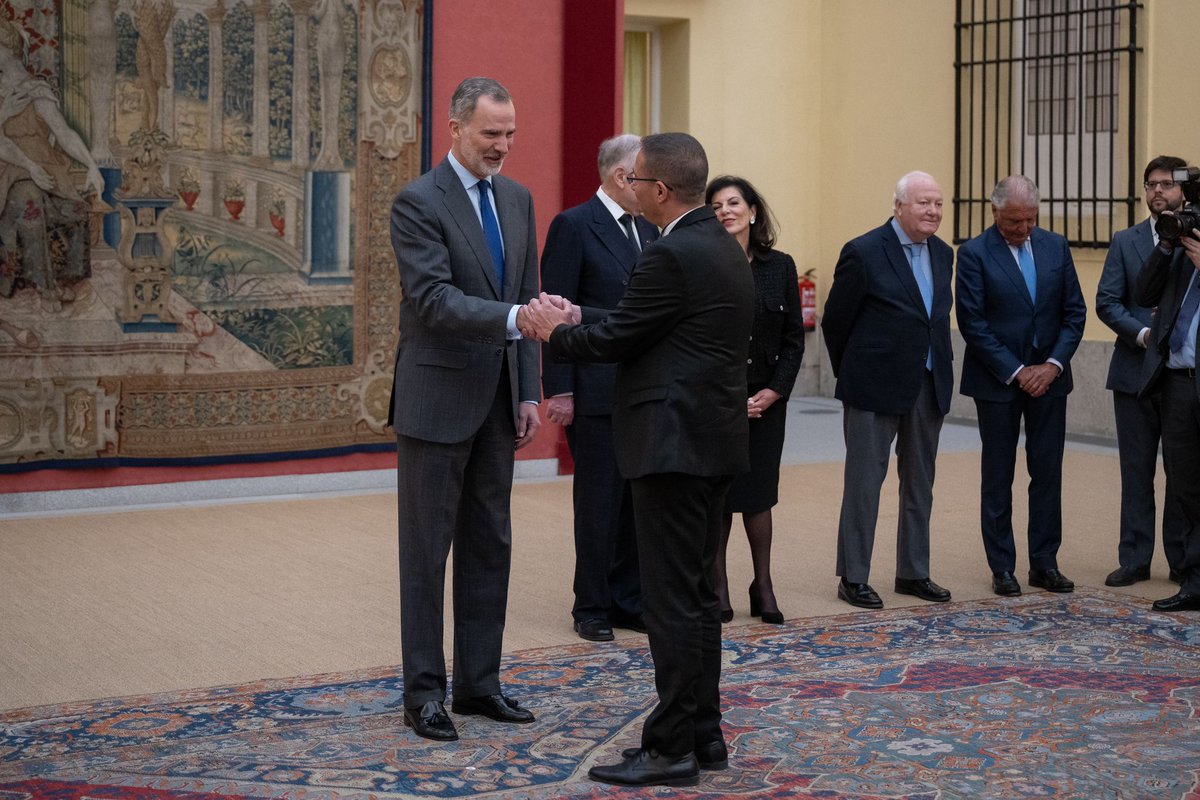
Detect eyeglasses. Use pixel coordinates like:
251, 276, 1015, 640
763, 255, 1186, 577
627, 173, 674, 191
1145, 180, 1178, 191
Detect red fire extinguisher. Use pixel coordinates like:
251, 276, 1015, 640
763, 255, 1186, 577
798, 268, 817, 332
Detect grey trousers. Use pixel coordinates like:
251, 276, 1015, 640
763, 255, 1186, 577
836, 372, 944, 583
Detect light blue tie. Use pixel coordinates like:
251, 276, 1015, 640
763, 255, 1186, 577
1169, 272, 1200, 354
909, 242, 934, 370
1018, 243, 1037, 303
476, 180, 505, 287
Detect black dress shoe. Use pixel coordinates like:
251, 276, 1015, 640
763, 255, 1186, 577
1105, 564, 1151, 586
611, 614, 647, 634
623, 740, 728, 770
450, 693, 535, 723
402, 700, 458, 741
719, 607, 734, 623
573, 618, 614, 642
589, 748, 699, 787
1170, 569, 1184, 584
1152, 591, 1200, 612
838, 578, 882, 609
991, 571, 1021, 596
894, 577, 952, 602
1028, 568, 1075, 593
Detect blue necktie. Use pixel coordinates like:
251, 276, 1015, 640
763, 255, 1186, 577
1169, 272, 1200, 353
476, 180, 505, 286
908, 242, 933, 370
1018, 244, 1037, 303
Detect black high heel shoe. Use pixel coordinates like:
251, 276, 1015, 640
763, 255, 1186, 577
749, 582, 785, 625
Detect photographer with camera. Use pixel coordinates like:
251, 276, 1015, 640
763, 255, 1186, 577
1095, 156, 1189, 588
1135, 163, 1200, 612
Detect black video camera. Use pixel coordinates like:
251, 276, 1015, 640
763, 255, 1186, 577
1154, 166, 1200, 243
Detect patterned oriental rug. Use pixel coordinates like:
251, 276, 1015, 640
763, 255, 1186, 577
1, 589, 1198, 800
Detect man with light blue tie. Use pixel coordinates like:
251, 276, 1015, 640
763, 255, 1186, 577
388, 76, 541, 741
955, 175, 1087, 598
822, 171, 956, 609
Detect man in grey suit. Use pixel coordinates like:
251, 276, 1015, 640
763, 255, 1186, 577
822, 172, 955, 610
1096, 155, 1189, 587
523, 132, 754, 788
541, 134, 656, 642
388, 77, 541, 742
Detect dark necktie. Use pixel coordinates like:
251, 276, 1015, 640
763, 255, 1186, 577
1169, 272, 1200, 354
476, 180, 505, 286
619, 213, 639, 251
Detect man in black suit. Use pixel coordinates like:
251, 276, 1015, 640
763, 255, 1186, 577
1096, 155, 1189, 587
523, 132, 754, 788
388, 77, 541, 742
1134, 196, 1200, 612
822, 171, 955, 610
955, 176, 1087, 597
541, 134, 656, 642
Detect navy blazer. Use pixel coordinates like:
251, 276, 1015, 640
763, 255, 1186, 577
549, 206, 755, 480
1096, 218, 1156, 395
540, 193, 658, 414
821, 219, 955, 416
955, 225, 1087, 402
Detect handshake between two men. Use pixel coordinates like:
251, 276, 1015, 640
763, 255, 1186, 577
516, 293, 583, 343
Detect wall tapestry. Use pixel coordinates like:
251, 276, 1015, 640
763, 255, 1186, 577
0, 0, 421, 466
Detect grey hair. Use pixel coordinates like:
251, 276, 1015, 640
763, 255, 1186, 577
894, 171, 937, 203
990, 175, 1040, 209
449, 77, 512, 122
597, 133, 642, 179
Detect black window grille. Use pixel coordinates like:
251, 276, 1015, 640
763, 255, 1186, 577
954, 0, 1141, 248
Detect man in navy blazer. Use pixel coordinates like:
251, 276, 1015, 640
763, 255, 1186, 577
822, 171, 955, 610
1095, 155, 1189, 587
541, 134, 657, 642
955, 175, 1087, 597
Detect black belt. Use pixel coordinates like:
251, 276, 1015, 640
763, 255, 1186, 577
1165, 367, 1197, 378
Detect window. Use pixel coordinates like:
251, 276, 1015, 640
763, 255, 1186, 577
954, 0, 1139, 246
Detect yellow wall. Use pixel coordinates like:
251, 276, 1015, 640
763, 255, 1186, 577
624, 0, 1200, 344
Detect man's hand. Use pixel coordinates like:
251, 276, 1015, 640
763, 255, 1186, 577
1016, 363, 1060, 398
546, 394, 574, 426
1180, 229, 1200, 271
515, 403, 540, 449
747, 388, 781, 419
522, 292, 581, 342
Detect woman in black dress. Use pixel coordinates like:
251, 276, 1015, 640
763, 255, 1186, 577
706, 175, 805, 624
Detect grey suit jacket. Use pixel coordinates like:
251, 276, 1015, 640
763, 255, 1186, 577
1096, 218, 1156, 395
388, 158, 540, 443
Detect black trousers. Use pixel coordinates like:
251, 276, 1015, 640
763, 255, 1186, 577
1159, 370, 1200, 594
565, 414, 641, 623
631, 471, 732, 757
975, 393, 1066, 573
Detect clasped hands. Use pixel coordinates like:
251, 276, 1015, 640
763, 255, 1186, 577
516, 292, 582, 342
1016, 362, 1061, 398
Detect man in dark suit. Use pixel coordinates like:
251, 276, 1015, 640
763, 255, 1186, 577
1134, 201, 1200, 612
955, 175, 1087, 597
822, 171, 955, 610
522, 132, 754, 788
388, 77, 541, 742
541, 134, 657, 642
1096, 155, 1189, 587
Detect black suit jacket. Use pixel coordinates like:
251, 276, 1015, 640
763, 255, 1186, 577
821, 219, 955, 416
1135, 244, 1200, 399
540, 193, 658, 414
548, 206, 755, 479
747, 249, 805, 396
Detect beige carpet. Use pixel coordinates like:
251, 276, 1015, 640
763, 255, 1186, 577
0, 449, 1179, 711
